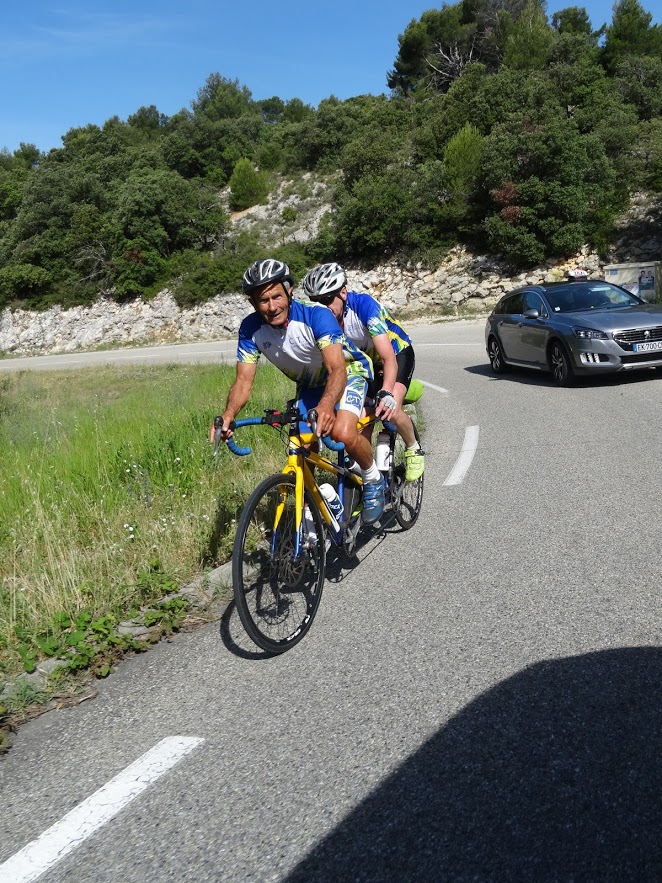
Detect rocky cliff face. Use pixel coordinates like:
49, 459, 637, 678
1, 187, 660, 357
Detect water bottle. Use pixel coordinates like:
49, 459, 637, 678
319, 482, 344, 525
375, 430, 391, 472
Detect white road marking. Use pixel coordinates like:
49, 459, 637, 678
105, 352, 161, 360
444, 426, 480, 486
419, 380, 449, 395
0, 736, 204, 883
414, 342, 485, 346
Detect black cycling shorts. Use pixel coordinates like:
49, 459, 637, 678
368, 345, 416, 398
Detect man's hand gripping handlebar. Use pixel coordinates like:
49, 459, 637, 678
306, 409, 344, 453
210, 407, 300, 457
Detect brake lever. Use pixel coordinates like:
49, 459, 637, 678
211, 415, 223, 457
307, 409, 324, 454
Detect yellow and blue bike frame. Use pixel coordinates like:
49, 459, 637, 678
278, 422, 368, 558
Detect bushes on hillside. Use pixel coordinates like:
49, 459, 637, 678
1, 0, 662, 308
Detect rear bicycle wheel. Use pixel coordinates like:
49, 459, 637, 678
390, 424, 424, 529
232, 473, 326, 653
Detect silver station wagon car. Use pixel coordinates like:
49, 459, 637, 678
485, 280, 662, 385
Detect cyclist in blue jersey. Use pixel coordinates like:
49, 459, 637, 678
219, 259, 386, 523
301, 263, 424, 482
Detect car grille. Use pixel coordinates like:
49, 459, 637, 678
614, 326, 662, 350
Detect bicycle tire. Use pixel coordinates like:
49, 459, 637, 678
390, 423, 424, 530
232, 472, 326, 653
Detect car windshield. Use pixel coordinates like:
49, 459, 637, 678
544, 282, 641, 313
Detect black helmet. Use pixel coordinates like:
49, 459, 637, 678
242, 259, 293, 295
301, 263, 347, 301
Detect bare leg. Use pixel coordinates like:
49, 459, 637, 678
390, 381, 417, 448
331, 410, 375, 470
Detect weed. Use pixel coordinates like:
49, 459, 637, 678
0, 362, 293, 678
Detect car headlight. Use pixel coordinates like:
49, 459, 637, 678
573, 328, 609, 340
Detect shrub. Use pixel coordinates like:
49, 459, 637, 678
228, 158, 270, 211
0, 264, 51, 305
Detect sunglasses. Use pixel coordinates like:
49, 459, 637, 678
312, 287, 343, 306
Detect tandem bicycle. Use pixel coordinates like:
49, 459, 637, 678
212, 385, 424, 653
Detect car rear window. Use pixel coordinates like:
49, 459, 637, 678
494, 292, 524, 315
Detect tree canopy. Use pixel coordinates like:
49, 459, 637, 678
1, 0, 661, 309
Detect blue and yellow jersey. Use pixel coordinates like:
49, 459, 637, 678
237, 298, 373, 390
342, 291, 412, 369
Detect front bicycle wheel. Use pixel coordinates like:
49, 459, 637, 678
390, 424, 424, 530
232, 472, 326, 653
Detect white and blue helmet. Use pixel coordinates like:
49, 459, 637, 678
301, 263, 347, 301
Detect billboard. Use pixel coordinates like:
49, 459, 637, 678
603, 261, 661, 302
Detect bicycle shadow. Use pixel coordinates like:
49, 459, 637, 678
325, 515, 394, 585
285, 646, 662, 882
219, 600, 275, 661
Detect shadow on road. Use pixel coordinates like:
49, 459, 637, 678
219, 600, 274, 661
466, 362, 661, 389
219, 522, 391, 658
285, 647, 662, 881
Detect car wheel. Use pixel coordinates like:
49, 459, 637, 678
488, 335, 509, 374
549, 340, 575, 387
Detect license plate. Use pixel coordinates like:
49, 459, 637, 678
633, 341, 662, 352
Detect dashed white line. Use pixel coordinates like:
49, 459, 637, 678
0, 736, 204, 883
444, 426, 480, 486
419, 379, 449, 395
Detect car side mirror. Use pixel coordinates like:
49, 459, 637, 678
522, 309, 539, 319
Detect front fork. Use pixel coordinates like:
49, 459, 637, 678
277, 461, 342, 560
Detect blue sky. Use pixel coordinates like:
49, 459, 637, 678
1, 0, 660, 154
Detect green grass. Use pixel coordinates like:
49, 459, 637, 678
0, 363, 294, 678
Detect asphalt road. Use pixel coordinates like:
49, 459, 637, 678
2, 320, 662, 882
0, 340, 238, 372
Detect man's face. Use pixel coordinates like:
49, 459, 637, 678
321, 287, 346, 321
253, 282, 290, 326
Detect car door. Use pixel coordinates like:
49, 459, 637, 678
516, 291, 550, 366
494, 292, 525, 361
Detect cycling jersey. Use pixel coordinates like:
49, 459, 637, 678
237, 298, 373, 391
342, 291, 412, 370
